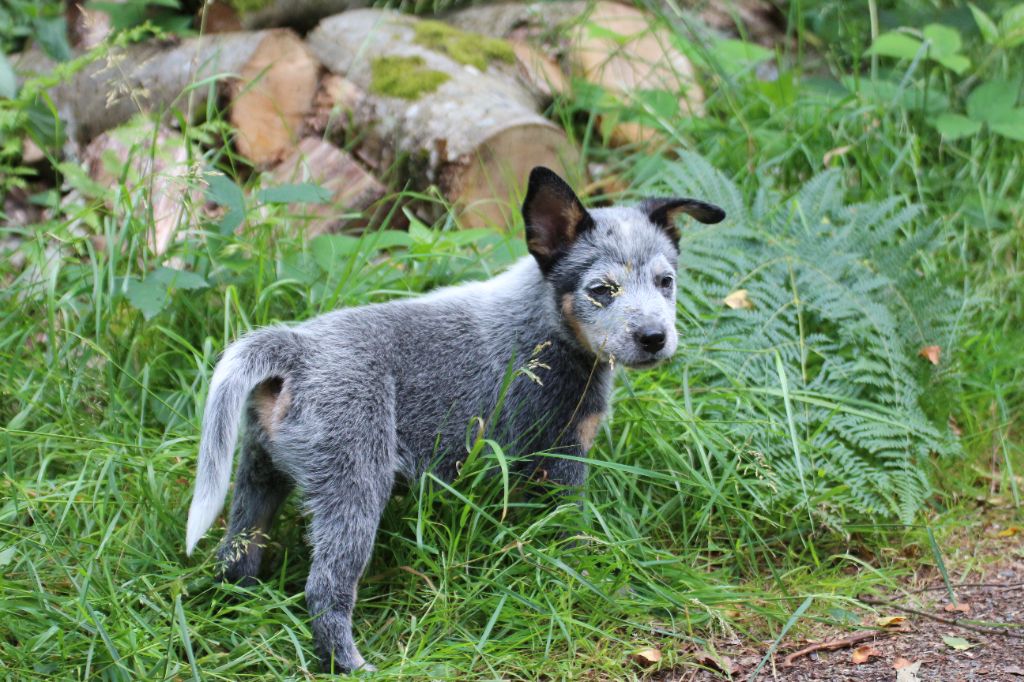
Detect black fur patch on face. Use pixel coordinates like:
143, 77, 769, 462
522, 167, 594, 274
641, 198, 726, 242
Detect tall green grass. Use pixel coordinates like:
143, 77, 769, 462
2, 1, 1022, 679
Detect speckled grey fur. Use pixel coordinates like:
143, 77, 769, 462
185, 167, 724, 672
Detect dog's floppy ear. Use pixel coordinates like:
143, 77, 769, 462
642, 198, 726, 242
522, 166, 593, 273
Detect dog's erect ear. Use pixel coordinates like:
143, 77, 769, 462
522, 167, 593, 273
642, 198, 726, 242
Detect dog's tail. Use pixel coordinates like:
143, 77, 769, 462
185, 327, 301, 556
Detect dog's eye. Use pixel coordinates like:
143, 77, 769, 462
658, 275, 675, 289
588, 284, 612, 297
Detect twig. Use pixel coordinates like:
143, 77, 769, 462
782, 630, 894, 667
858, 595, 1024, 639
903, 581, 1024, 595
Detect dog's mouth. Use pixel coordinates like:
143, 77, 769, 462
621, 356, 667, 370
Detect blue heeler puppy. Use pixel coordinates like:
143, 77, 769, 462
185, 167, 725, 672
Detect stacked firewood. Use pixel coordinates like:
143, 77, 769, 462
7, 0, 782, 252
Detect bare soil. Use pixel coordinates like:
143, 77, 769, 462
661, 508, 1024, 681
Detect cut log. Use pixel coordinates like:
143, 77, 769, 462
240, 0, 370, 31
66, 0, 115, 50
307, 9, 580, 229
197, 1, 243, 34
268, 137, 388, 236
568, 1, 704, 146
11, 28, 318, 160
445, 2, 587, 40
446, 1, 705, 146
229, 30, 320, 165
677, 0, 786, 46
446, 1, 784, 45
509, 40, 569, 99
305, 73, 363, 141
83, 116, 195, 256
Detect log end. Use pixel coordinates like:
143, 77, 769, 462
231, 30, 321, 166
270, 137, 387, 236
443, 124, 582, 230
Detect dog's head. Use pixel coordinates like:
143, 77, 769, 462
522, 167, 725, 368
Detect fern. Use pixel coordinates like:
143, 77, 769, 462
631, 153, 961, 525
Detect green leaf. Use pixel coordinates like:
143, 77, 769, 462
0, 545, 16, 567
407, 211, 434, 244
205, 173, 246, 234
969, 3, 1000, 45
942, 636, 975, 651
932, 113, 982, 140
998, 4, 1024, 47
711, 39, 774, 77
966, 80, 1018, 124
278, 251, 321, 284
990, 109, 1024, 141
150, 267, 208, 290
310, 234, 361, 272
866, 32, 923, 60
124, 267, 206, 319
922, 24, 962, 58
0, 53, 16, 99
125, 277, 170, 320
933, 54, 970, 75
632, 88, 680, 120
257, 183, 331, 205
843, 76, 949, 115
583, 22, 633, 46
33, 17, 72, 62
362, 230, 415, 250
55, 161, 107, 199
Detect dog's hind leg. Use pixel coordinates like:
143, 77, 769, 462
305, 468, 392, 672
302, 380, 397, 673
217, 417, 292, 585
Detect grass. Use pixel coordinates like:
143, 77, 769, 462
2, 0, 1023, 679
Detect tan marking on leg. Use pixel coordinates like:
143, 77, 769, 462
576, 412, 605, 451
560, 293, 591, 352
253, 378, 290, 438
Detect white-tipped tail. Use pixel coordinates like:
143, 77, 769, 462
185, 329, 297, 555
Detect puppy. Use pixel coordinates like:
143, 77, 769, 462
185, 167, 724, 671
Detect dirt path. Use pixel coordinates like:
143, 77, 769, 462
663, 509, 1024, 681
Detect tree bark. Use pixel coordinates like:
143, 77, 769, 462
307, 8, 580, 229
240, 0, 370, 31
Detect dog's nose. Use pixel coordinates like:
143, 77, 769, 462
635, 328, 666, 353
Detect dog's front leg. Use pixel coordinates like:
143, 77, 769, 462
534, 408, 604, 493
538, 454, 588, 490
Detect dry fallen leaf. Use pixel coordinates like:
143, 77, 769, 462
948, 414, 963, 437
918, 345, 941, 365
723, 289, 753, 310
943, 602, 971, 614
1005, 664, 1024, 676
875, 615, 907, 628
631, 647, 662, 666
997, 526, 1022, 537
893, 657, 914, 670
851, 645, 881, 664
693, 649, 737, 674
823, 144, 853, 167
896, 660, 923, 682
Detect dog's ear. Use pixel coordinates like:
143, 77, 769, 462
642, 198, 726, 242
522, 167, 593, 273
